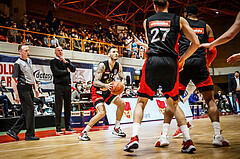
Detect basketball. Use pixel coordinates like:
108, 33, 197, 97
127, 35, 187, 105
111, 81, 124, 95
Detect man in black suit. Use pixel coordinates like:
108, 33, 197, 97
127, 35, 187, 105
50, 46, 76, 134
229, 71, 240, 113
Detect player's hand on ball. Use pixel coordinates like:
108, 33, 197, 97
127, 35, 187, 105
106, 82, 113, 91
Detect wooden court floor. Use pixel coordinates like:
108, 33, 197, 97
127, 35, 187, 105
0, 115, 239, 159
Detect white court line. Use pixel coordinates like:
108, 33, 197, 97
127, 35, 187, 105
1, 132, 240, 153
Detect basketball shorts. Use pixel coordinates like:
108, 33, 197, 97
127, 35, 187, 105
179, 57, 214, 95
138, 56, 179, 101
91, 86, 117, 107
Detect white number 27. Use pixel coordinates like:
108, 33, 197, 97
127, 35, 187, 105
151, 28, 170, 43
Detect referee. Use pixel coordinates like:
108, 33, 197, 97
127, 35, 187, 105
7, 44, 40, 141
50, 47, 76, 134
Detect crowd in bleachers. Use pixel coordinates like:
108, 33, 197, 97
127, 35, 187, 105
0, 12, 147, 59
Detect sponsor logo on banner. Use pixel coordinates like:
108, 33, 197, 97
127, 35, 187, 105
156, 99, 166, 115
123, 102, 132, 119
34, 70, 53, 81
72, 68, 92, 86
149, 21, 170, 28
32, 65, 54, 89
0, 62, 14, 87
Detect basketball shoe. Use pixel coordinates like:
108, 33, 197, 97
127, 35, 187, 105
124, 136, 139, 152
212, 133, 230, 147
154, 135, 169, 147
173, 122, 193, 138
112, 127, 126, 137
181, 140, 196, 153
78, 131, 90, 141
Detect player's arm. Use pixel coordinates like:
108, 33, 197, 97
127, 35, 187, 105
179, 17, 200, 71
227, 53, 240, 64
93, 63, 106, 88
201, 12, 240, 50
118, 63, 125, 85
93, 63, 112, 90
206, 24, 217, 66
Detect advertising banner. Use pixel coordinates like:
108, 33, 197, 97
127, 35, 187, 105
105, 97, 193, 125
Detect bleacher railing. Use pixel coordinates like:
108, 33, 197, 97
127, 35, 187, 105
0, 25, 146, 58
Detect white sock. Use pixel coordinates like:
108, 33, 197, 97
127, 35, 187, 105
161, 123, 170, 137
212, 122, 221, 136
83, 125, 91, 133
115, 120, 121, 129
180, 125, 191, 142
132, 123, 140, 137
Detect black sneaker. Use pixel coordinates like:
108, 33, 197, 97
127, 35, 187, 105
56, 128, 64, 135
112, 127, 126, 137
65, 126, 76, 133
25, 136, 40, 141
6, 130, 19, 140
78, 131, 90, 141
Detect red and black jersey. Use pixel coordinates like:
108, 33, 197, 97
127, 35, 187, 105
179, 19, 208, 59
146, 12, 180, 59
92, 60, 119, 93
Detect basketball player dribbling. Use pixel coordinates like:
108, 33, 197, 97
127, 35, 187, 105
124, 0, 200, 153
78, 46, 126, 141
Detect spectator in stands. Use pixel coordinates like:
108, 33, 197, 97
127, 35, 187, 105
29, 19, 38, 31
19, 22, 28, 30
214, 90, 230, 113
71, 82, 83, 102
229, 71, 240, 114
57, 30, 68, 49
188, 89, 200, 104
125, 35, 133, 58
132, 39, 138, 58
72, 34, 81, 51
93, 22, 99, 35
122, 88, 133, 98
132, 86, 138, 98
50, 34, 59, 48
20, 13, 28, 25
0, 80, 9, 93
7, 23, 18, 42
138, 48, 144, 59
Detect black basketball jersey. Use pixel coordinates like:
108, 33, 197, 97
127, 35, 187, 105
179, 18, 208, 59
93, 60, 119, 91
146, 12, 180, 59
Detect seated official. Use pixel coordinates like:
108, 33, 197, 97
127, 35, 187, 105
188, 89, 202, 105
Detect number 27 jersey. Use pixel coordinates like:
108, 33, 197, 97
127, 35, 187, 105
146, 12, 180, 59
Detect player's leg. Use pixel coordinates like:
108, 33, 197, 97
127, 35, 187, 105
78, 103, 106, 141
112, 96, 126, 137
124, 97, 148, 152
154, 106, 173, 147
166, 97, 196, 153
201, 90, 230, 146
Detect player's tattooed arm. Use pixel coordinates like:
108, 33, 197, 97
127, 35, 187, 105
93, 63, 107, 88
118, 64, 126, 85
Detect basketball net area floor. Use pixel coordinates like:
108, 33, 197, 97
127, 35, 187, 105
0, 115, 239, 159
